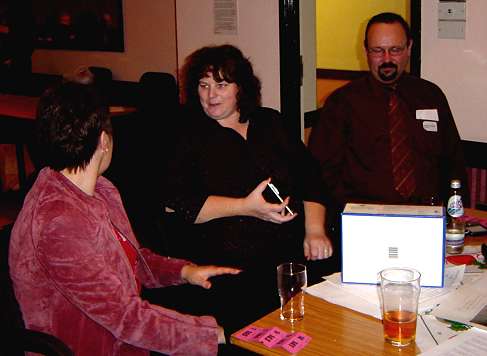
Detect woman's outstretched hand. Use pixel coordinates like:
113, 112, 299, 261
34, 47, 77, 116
181, 265, 241, 289
242, 178, 297, 224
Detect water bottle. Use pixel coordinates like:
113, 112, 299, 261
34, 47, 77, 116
446, 179, 465, 254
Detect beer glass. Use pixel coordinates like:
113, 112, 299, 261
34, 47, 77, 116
277, 263, 307, 322
379, 267, 421, 347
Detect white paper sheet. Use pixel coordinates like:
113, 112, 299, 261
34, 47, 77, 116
417, 314, 462, 351
418, 328, 487, 355
432, 271, 487, 329
306, 279, 381, 318
311, 265, 466, 316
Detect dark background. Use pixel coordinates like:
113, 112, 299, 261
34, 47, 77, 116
0, 0, 125, 52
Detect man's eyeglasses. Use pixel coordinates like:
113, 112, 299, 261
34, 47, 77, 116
367, 45, 407, 57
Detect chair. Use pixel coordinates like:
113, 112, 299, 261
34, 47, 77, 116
88, 66, 113, 101
103, 72, 181, 254
466, 167, 487, 209
0, 224, 73, 356
88, 66, 113, 84
137, 71, 181, 162
137, 72, 178, 116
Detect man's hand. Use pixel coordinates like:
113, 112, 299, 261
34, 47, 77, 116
303, 232, 333, 260
181, 265, 241, 289
242, 178, 297, 224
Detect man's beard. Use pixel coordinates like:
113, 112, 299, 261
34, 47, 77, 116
378, 62, 399, 82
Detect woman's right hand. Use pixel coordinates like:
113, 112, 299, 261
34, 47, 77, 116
242, 178, 297, 224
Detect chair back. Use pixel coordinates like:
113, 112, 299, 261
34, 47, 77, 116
1, 224, 74, 355
88, 66, 113, 102
136, 71, 181, 157
138, 71, 179, 116
88, 66, 113, 84
1, 223, 26, 356
0, 224, 24, 330
103, 72, 180, 254
107, 72, 180, 254
467, 167, 487, 209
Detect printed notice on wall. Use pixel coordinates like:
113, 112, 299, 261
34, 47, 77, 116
214, 0, 238, 35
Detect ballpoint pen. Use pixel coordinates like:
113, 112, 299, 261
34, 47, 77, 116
267, 182, 294, 216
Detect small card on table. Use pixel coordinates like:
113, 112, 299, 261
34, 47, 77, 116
234, 325, 311, 354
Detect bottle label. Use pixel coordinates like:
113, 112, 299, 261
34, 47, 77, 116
445, 233, 464, 241
445, 233, 464, 246
447, 195, 464, 218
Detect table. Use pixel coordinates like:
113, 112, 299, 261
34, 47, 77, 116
231, 208, 487, 355
0, 94, 136, 123
232, 293, 420, 355
0, 94, 136, 190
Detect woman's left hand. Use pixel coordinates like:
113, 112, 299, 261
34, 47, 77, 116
303, 201, 332, 260
181, 265, 241, 289
303, 233, 333, 260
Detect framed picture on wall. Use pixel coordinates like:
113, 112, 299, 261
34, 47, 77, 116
33, 0, 124, 52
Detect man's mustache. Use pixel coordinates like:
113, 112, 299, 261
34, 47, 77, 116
379, 62, 398, 70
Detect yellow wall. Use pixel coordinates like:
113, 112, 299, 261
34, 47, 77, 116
316, 0, 410, 71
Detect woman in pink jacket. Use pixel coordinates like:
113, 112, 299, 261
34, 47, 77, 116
9, 82, 240, 355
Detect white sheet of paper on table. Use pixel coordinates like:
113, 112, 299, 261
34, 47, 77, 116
418, 327, 487, 355
308, 265, 466, 317
431, 271, 487, 330
306, 279, 381, 318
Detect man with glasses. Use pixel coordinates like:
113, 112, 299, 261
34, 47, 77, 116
309, 12, 466, 241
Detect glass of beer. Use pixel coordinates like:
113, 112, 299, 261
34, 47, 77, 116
277, 262, 307, 322
379, 267, 421, 347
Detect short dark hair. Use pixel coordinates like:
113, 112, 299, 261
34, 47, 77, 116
364, 12, 411, 49
181, 44, 261, 122
36, 82, 111, 171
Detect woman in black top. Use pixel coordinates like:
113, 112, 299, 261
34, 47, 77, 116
160, 44, 334, 335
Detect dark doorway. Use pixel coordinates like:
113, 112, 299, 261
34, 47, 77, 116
279, 0, 301, 140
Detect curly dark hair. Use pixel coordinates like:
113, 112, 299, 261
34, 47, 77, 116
36, 82, 111, 171
181, 44, 261, 122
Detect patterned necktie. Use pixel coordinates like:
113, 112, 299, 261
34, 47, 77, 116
387, 89, 416, 199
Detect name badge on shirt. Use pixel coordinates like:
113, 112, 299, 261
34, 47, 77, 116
423, 121, 438, 132
416, 109, 439, 121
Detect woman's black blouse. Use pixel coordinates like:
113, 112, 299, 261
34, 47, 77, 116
164, 106, 327, 268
